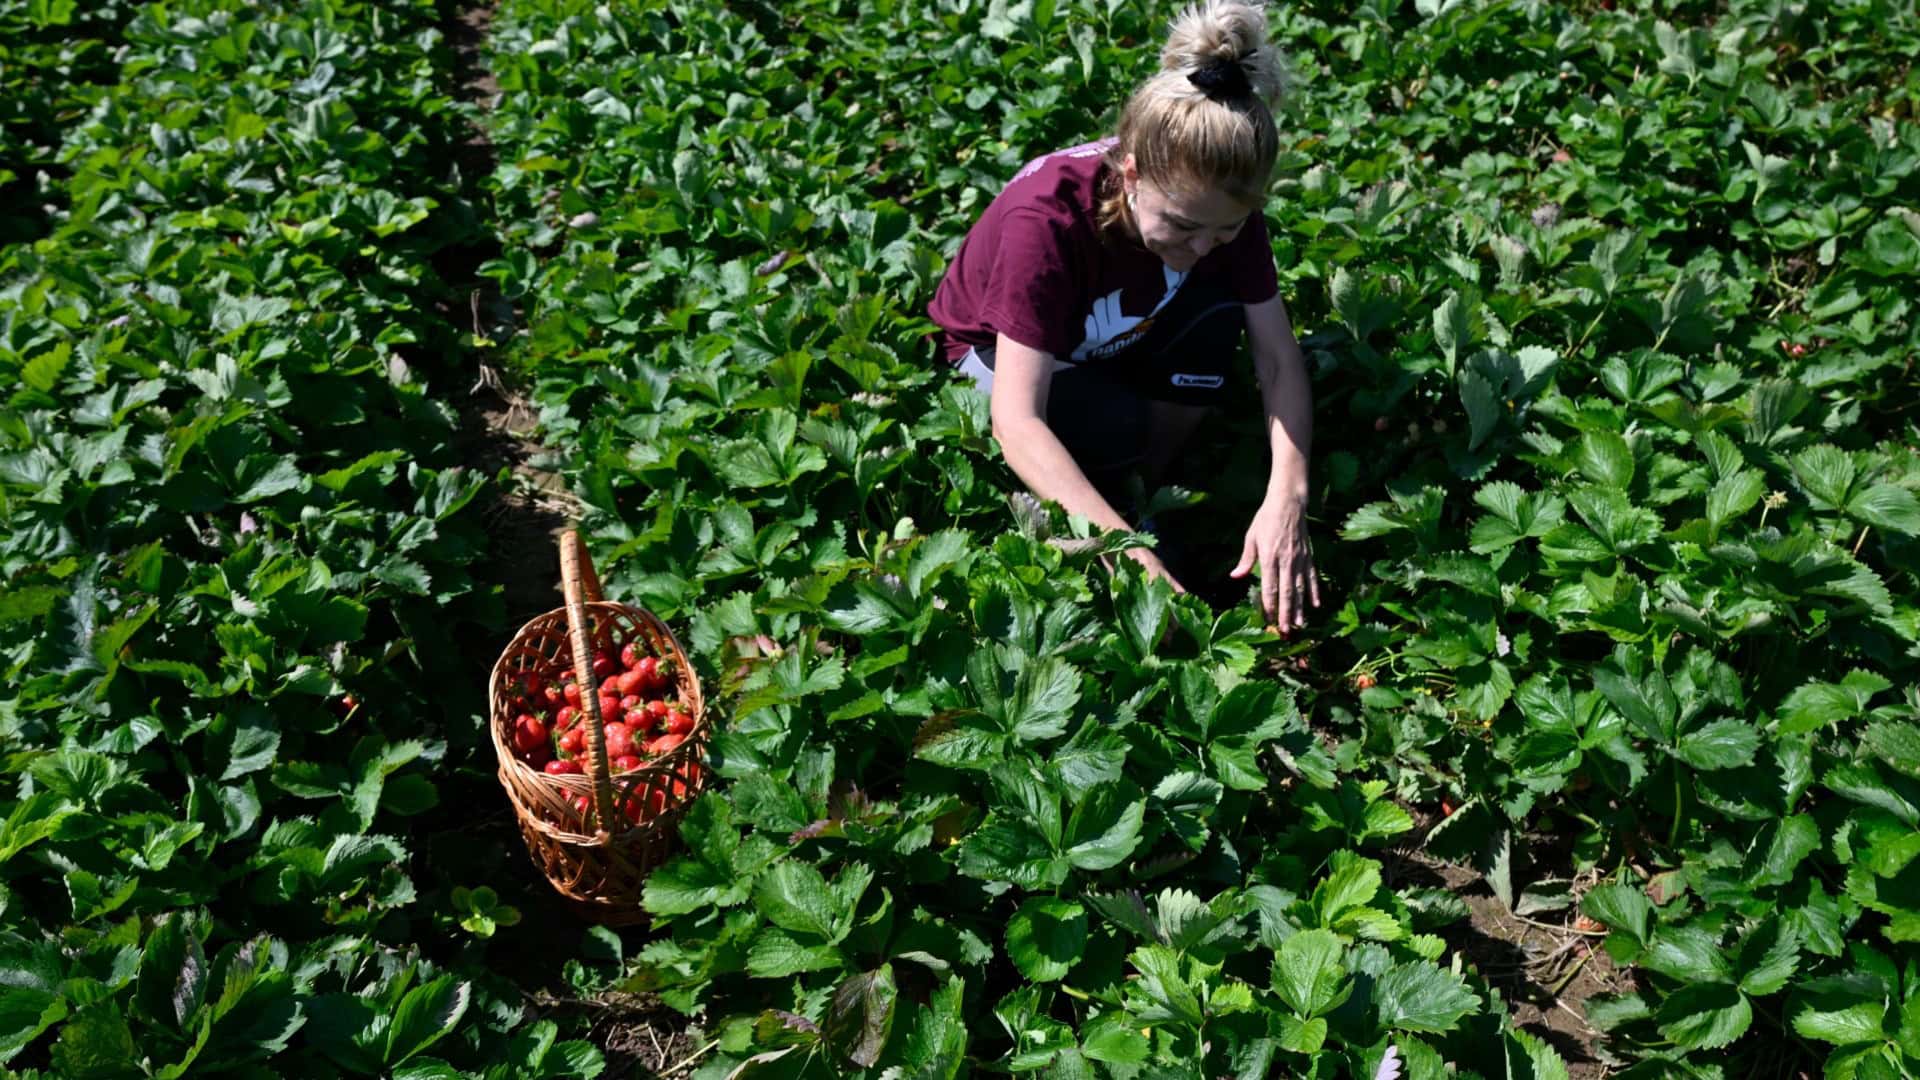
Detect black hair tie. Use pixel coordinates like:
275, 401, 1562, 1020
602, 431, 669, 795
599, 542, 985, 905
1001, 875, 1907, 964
1188, 55, 1252, 100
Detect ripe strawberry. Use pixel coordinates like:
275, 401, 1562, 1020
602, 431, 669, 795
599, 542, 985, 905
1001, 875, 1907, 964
562, 681, 581, 707
620, 694, 642, 712
544, 759, 583, 775
560, 727, 585, 754
512, 714, 549, 754
524, 741, 552, 768
592, 652, 616, 680
663, 708, 694, 735
634, 656, 675, 695
556, 705, 578, 729
604, 722, 636, 760
613, 754, 642, 772
624, 706, 650, 729
543, 684, 565, 708
616, 668, 645, 697
646, 732, 686, 757
621, 641, 643, 668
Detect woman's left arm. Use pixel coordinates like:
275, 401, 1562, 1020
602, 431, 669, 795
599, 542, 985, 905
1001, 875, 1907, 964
1229, 293, 1320, 634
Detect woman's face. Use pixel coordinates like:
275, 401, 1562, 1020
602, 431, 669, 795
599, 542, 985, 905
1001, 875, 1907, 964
1122, 153, 1255, 273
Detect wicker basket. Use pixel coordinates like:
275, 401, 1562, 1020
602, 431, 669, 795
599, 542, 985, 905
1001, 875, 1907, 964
488, 530, 710, 925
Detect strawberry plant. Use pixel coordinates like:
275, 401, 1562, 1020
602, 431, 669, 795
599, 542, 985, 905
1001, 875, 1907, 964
0, 0, 551, 1071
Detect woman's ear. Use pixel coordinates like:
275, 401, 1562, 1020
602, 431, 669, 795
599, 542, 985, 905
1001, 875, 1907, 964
1121, 152, 1138, 193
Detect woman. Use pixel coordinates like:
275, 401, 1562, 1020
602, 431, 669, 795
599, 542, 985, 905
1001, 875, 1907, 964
928, 0, 1320, 635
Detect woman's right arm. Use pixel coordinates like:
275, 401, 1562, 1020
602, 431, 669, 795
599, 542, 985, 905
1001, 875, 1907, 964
988, 333, 1186, 590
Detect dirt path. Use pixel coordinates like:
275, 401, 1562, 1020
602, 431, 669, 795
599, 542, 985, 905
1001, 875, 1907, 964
436, 0, 571, 624
432, 4, 708, 1075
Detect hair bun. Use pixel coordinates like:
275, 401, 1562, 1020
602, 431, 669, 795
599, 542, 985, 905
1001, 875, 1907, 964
1187, 54, 1253, 100
1159, 1, 1287, 109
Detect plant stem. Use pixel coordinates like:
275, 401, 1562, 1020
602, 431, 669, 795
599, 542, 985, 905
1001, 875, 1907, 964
1668, 764, 1684, 851
1569, 301, 1610, 358
1547, 945, 1594, 997
660, 1038, 722, 1077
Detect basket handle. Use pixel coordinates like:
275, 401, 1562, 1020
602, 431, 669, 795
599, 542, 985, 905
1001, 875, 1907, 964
560, 530, 618, 835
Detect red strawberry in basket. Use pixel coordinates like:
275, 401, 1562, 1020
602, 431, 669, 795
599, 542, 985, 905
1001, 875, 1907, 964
604, 722, 636, 760
512, 714, 548, 754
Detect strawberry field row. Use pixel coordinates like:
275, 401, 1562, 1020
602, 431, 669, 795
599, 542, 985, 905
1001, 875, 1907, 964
0, 1, 591, 1075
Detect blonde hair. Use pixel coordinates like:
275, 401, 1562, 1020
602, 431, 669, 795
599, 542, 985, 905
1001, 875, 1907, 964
1098, 1, 1289, 235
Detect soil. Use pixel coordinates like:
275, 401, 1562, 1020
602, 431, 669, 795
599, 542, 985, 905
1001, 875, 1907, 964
1382, 817, 1626, 1079
1422, 860, 1619, 1078
525, 990, 710, 1078
436, 0, 570, 622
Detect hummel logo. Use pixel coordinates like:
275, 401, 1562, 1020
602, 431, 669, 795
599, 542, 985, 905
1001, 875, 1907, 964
1170, 373, 1225, 388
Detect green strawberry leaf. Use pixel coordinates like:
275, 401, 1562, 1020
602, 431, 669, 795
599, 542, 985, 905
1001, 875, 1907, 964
1672, 718, 1762, 771
1643, 925, 1733, 984
1063, 781, 1145, 873
1736, 918, 1801, 997
1005, 898, 1087, 983
1656, 983, 1751, 1049
1271, 929, 1348, 1019
1373, 960, 1481, 1033
1126, 945, 1206, 1028
385, 976, 469, 1067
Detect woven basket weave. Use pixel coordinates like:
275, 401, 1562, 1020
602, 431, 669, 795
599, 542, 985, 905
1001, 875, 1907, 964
487, 531, 709, 925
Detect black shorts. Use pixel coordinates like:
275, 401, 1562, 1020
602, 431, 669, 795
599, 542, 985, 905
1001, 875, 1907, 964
955, 276, 1248, 502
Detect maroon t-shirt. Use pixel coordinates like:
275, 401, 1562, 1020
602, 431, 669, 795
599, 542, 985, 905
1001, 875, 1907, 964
928, 138, 1280, 367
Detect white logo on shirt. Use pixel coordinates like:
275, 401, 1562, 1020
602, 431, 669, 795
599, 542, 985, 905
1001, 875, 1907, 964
1170, 374, 1224, 388
1073, 265, 1189, 362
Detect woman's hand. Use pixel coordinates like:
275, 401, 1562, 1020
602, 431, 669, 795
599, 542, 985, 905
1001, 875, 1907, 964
1229, 494, 1318, 634
1126, 547, 1189, 596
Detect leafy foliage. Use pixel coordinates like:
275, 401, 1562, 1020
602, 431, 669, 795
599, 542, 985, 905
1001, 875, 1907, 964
4, 0, 1918, 1075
